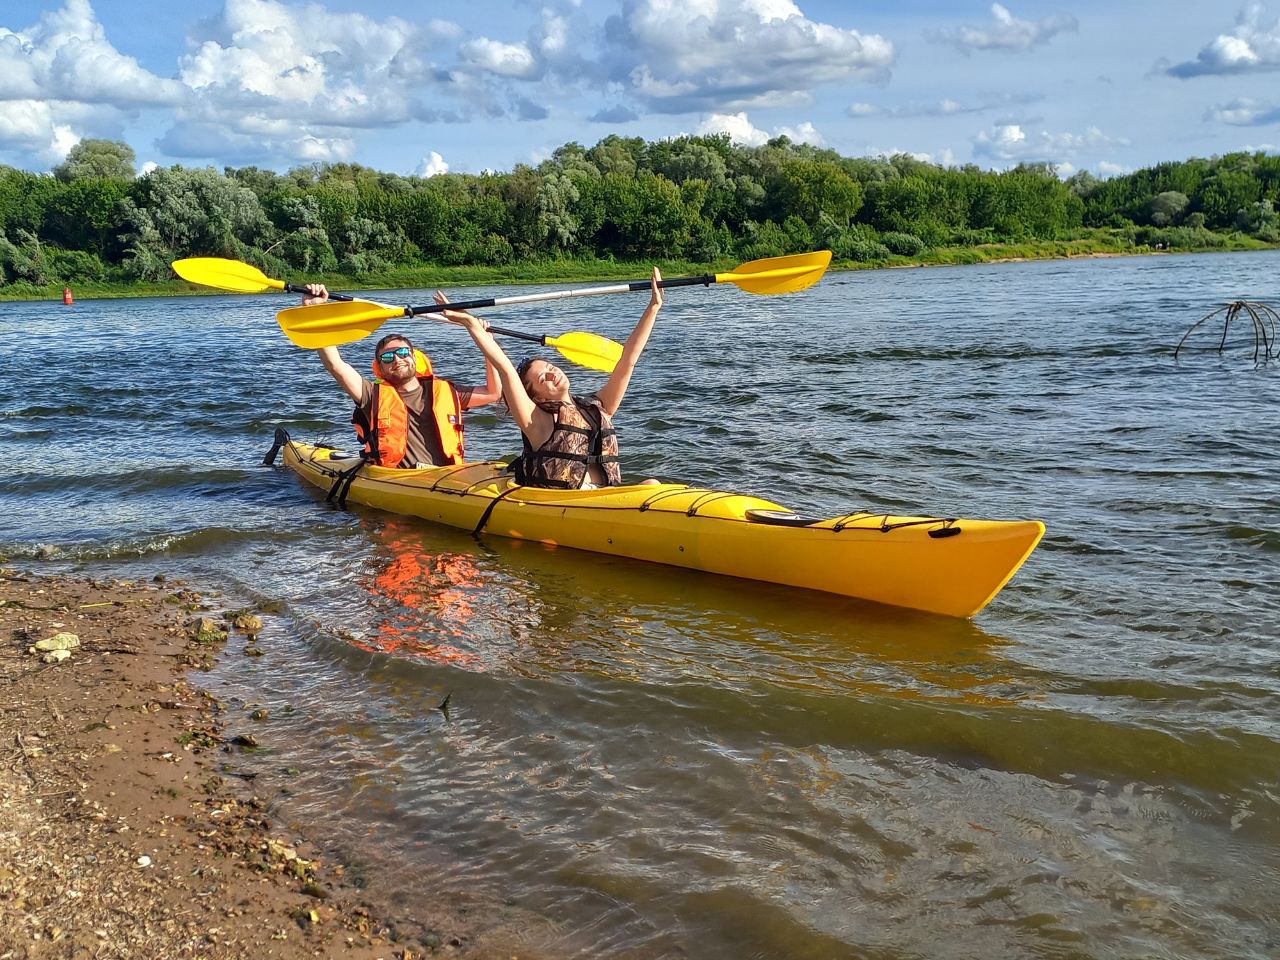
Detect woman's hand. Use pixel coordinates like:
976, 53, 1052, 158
433, 289, 489, 329
302, 283, 328, 306
438, 307, 489, 335
649, 267, 663, 310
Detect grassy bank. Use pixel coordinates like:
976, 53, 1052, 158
2, 235, 1276, 302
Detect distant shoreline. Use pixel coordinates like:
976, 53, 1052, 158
2, 240, 1276, 302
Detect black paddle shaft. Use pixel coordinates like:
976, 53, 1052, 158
282, 283, 356, 303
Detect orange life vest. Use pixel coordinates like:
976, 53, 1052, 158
352, 375, 465, 467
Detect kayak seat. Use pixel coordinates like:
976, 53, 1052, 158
745, 509, 822, 527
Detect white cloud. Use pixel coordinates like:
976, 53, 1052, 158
177, 0, 421, 123
1166, 3, 1280, 77
863, 146, 957, 167
0, 0, 184, 106
0, 99, 82, 164
140, 160, 158, 175
460, 38, 539, 78
158, 0, 450, 164
929, 3, 1078, 54
848, 91, 1043, 119
606, 0, 893, 113
973, 124, 1127, 165
416, 151, 449, 177
694, 111, 823, 147
696, 111, 769, 146
776, 122, 823, 146
1096, 161, 1130, 177
1208, 97, 1280, 125
0, 0, 180, 165
163, 0, 568, 161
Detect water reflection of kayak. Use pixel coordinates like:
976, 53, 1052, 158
278, 437, 1044, 619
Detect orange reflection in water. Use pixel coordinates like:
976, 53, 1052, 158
352, 519, 488, 669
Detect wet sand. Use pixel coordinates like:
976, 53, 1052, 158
0, 567, 517, 959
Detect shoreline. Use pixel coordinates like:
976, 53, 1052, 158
2, 241, 1275, 303
0, 567, 521, 959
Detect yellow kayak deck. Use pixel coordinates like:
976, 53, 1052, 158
280, 439, 1044, 618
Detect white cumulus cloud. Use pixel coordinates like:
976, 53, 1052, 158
460, 38, 539, 78
0, 0, 181, 165
416, 151, 449, 177
1207, 97, 1280, 125
929, 3, 1078, 54
1166, 3, 1280, 77
0, 0, 183, 106
973, 123, 1127, 165
1096, 161, 1130, 177
694, 111, 822, 147
0, 99, 83, 164
606, 0, 893, 113
696, 111, 769, 146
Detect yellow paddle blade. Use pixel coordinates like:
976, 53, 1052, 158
716, 250, 832, 295
545, 331, 623, 373
276, 300, 405, 349
172, 257, 285, 294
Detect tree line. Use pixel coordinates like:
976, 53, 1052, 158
1, 135, 1278, 289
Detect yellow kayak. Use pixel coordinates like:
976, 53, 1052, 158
276, 437, 1044, 618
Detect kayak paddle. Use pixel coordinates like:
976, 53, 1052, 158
171, 257, 623, 373
275, 248, 831, 353
173, 257, 357, 301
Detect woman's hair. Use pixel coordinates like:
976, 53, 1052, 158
515, 356, 537, 385
513, 356, 562, 413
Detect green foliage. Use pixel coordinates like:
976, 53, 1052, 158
1235, 198, 1279, 240
0, 230, 50, 285
836, 235, 891, 263
54, 139, 136, 182
47, 247, 107, 282
0, 137, 1274, 289
1133, 225, 1229, 249
880, 231, 925, 256
1150, 191, 1189, 226
120, 166, 273, 273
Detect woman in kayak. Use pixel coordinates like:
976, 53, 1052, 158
433, 268, 664, 489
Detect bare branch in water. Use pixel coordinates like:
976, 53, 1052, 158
1174, 300, 1278, 365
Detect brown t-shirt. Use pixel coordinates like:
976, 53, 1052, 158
359, 378, 474, 467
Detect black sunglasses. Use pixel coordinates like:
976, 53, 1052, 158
378, 346, 413, 364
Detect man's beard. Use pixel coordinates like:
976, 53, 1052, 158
383, 365, 416, 387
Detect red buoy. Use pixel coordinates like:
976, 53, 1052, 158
63, 287, 74, 305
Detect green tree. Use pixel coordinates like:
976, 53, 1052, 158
536, 173, 581, 251
118, 166, 272, 277
768, 160, 862, 227
1150, 191, 1189, 226
1199, 169, 1262, 228
54, 139, 136, 182
42, 178, 129, 255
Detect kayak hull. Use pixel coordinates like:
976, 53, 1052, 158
281, 441, 1044, 618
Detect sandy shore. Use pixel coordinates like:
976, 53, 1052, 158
0, 567, 525, 960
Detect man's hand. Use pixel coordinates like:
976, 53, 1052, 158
303, 283, 329, 306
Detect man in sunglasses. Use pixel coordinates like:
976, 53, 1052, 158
302, 284, 500, 468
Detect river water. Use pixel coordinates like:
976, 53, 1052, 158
3, 251, 1278, 958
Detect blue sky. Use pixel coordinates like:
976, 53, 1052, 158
2, 0, 1278, 178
